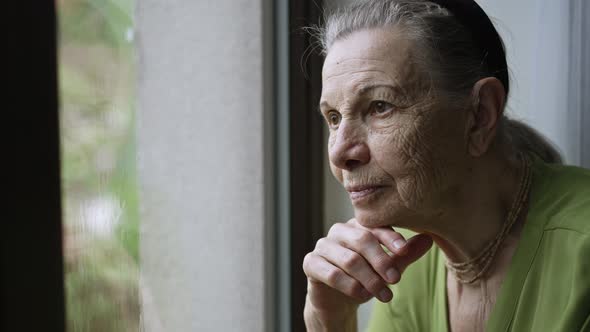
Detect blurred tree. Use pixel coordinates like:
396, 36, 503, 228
58, 0, 140, 330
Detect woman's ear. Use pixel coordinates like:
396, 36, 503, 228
466, 77, 506, 157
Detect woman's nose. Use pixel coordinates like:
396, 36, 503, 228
328, 122, 370, 171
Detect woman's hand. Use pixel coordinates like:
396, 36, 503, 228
302, 219, 433, 331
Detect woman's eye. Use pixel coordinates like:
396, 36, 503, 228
326, 111, 341, 127
370, 100, 395, 115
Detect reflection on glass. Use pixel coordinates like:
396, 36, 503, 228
58, 0, 139, 331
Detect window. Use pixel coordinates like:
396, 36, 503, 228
6, 1, 589, 331
58, 0, 139, 331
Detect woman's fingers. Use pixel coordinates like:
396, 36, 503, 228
328, 223, 401, 285
303, 252, 373, 301
303, 219, 434, 311
345, 220, 433, 272
391, 233, 433, 273
366, 226, 409, 256
314, 238, 394, 302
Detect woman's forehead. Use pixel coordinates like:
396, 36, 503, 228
322, 28, 418, 87
323, 28, 412, 69
321, 29, 427, 104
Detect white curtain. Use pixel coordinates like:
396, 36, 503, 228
480, 0, 589, 166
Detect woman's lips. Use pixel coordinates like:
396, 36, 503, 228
347, 186, 385, 202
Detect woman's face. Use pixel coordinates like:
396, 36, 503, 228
321, 27, 471, 229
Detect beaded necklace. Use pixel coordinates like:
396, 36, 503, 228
445, 155, 532, 284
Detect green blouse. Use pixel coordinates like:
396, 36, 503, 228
366, 158, 590, 331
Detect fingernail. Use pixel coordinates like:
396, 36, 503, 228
393, 239, 406, 249
386, 268, 399, 283
379, 288, 392, 302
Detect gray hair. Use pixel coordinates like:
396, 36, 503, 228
312, 0, 562, 163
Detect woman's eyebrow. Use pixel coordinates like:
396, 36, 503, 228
318, 84, 399, 112
356, 83, 398, 95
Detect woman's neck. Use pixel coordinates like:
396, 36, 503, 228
422, 152, 525, 266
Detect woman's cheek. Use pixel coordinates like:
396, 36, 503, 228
370, 118, 438, 208
369, 121, 417, 173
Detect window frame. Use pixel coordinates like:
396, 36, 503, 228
274, 0, 325, 331
3, 2, 65, 331
2, 1, 325, 331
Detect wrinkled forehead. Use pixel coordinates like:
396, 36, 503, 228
321, 28, 426, 101
323, 28, 410, 72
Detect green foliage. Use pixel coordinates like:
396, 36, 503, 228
59, 0, 140, 330
65, 239, 139, 332
59, 0, 134, 48
111, 126, 140, 263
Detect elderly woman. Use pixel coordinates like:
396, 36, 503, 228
302, 0, 590, 331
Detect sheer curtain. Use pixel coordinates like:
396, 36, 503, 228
479, 0, 589, 166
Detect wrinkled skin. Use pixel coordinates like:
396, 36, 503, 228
312, 27, 521, 332
321, 27, 471, 230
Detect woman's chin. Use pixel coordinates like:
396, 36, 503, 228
353, 203, 418, 229
353, 209, 394, 228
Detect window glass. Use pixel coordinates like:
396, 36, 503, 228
58, 0, 139, 330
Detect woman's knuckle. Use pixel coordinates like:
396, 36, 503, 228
353, 231, 373, 246
342, 251, 362, 270
314, 237, 327, 250
327, 223, 344, 237
325, 267, 342, 285
302, 253, 315, 271
342, 280, 358, 296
